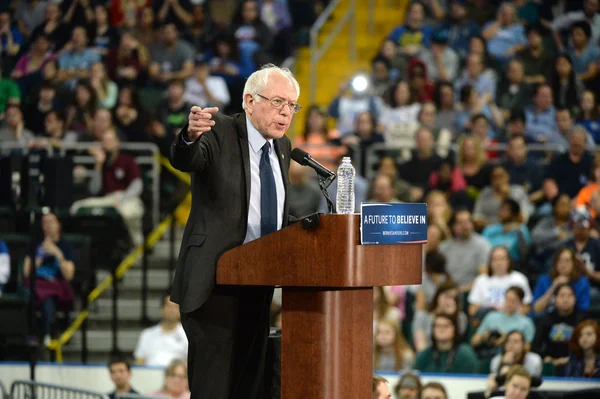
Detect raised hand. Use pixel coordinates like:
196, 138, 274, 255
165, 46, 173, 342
186, 106, 218, 141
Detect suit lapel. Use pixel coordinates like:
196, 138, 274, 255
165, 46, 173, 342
236, 114, 251, 209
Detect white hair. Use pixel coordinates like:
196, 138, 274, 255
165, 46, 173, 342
242, 64, 300, 110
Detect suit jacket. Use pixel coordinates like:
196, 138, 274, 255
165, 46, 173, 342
169, 113, 293, 313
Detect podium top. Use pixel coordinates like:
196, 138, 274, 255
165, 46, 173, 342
217, 214, 422, 288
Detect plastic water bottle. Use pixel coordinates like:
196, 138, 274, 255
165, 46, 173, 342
336, 157, 355, 214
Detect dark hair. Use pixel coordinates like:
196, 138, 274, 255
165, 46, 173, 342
550, 54, 579, 109
74, 79, 99, 112
502, 198, 521, 217
372, 375, 389, 395
550, 247, 581, 281
108, 357, 132, 371
506, 286, 525, 302
233, 0, 259, 25
553, 282, 576, 297
421, 382, 448, 399
502, 330, 527, 365
433, 81, 454, 109
372, 55, 391, 69
509, 108, 526, 123
39, 81, 56, 92
385, 80, 414, 108
568, 320, 600, 357
525, 23, 544, 37
551, 192, 571, 208
425, 251, 447, 275
168, 78, 185, 89
432, 313, 460, 346
47, 109, 66, 123
556, 107, 572, 117
572, 21, 592, 39
428, 280, 460, 313
303, 105, 328, 139
448, 207, 471, 228
508, 135, 526, 146
212, 33, 241, 62
488, 246, 513, 276
471, 113, 488, 125
460, 85, 474, 104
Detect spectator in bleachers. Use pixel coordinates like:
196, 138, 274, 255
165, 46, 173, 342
490, 330, 543, 378
487, 364, 532, 399
482, 198, 531, 262
29, 3, 69, 52
393, 372, 422, 399
432, 82, 458, 134
337, 110, 384, 176
90, 4, 118, 58
372, 375, 392, 399
471, 287, 536, 354
29, 109, 78, 150
495, 59, 531, 121
387, 1, 433, 58
105, 30, 150, 87
474, 166, 533, 227
471, 114, 501, 156
113, 86, 148, 143
420, 382, 448, 399
184, 55, 230, 110
13, 0, 48, 40
424, 223, 449, 255
456, 135, 492, 198
545, 127, 594, 198
564, 319, 600, 378
414, 250, 451, 311
577, 90, 600, 142
0, 239, 9, 294
0, 10, 22, 61
532, 247, 591, 315
208, 33, 254, 92
468, 246, 533, 323
23, 81, 57, 136
260, 0, 293, 60
0, 64, 21, 118
374, 286, 401, 330
30, 58, 70, 107
412, 281, 468, 353
419, 29, 459, 83
0, 104, 34, 145
455, 53, 498, 99
107, 357, 139, 399
438, 0, 480, 60
369, 174, 407, 203
65, 79, 98, 136
232, 0, 273, 67
531, 193, 573, 264
377, 39, 406, 80
148, 22, 194, 88
70, 129, 144, 246
288, 160, 321, 218
57, 26, 101, 88
89, 62, 118, 110
550, 54, 583, 112
295, 105, 346, 170
150, 79, 193, 155
10, 33, 54, 84
440, 208, 490, 291
565, 208, 600, 286
553, 108, 596, 150
154, 0, 193, 31
400, 127, 443, 194
416, 102, 452, 158
455, 85, 502, 138
373, 319, 414, 372
89, 108, 118, 142
134, 295, 188, 367
427, 158, 468, 206
518, 24, 553, 86
62, 0, 94, 29
505, 109, 527, 140
184, 4, 217, 54
501, 135, 544, 199
482, 3, 527, 65
151, 358, 191, 399
532, 283, 585, 373
370, 57, 394, 98
135, 6, 158, 48
408, 59, 435, 103
568, 22, 600, 86
414, 313, 479, 373
380, 80, 420, 151
525, 83, 557, 143
23, 212, 75, 344
551, 0, 600, 48
424, 191, 452, 236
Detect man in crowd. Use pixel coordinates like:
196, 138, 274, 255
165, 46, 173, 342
420, 382, 448, 399
0, 104, 34, 145
525, 84, 557, 143
107, 358, 139, 399
57, 26, 100, 87
372, 375, 392, 399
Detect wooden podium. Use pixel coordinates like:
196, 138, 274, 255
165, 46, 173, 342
217, 214, 423, 398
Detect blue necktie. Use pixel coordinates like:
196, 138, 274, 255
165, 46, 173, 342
260, 142, 277, 236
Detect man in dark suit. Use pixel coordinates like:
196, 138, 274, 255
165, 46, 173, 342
169, 64, 301, 398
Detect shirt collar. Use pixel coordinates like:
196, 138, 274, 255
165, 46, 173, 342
246, 116, 272, 155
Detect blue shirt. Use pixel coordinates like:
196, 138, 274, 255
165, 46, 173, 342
0, 240, 9, 289
440, 21, 480, 58
35, 240, 73, 279
569, 44, 600, 75
0, 27, 23, 57
579, 118, 600, 143
482, 223, 531, 261
484, 23, 527, 64
476, 310, 536, 342
58, 48, 101, 87
567, 237, 600, 274
455, 70, 498, 99
525, 106, 557, 142
387, 25, 433, 49
533, 274, 591, 314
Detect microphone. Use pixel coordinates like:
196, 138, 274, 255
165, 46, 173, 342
291, 148, 336, 181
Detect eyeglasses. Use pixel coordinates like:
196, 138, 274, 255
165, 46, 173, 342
255, 93, 301, 113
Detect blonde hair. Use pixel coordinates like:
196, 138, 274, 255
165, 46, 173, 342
374, 320, 413, 371
457, 135, 486, 167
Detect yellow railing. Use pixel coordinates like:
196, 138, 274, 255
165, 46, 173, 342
48, 155, 191, 362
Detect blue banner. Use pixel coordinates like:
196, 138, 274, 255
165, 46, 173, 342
361, 203, 428, 245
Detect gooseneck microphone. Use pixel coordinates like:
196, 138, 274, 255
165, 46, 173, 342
290, 148, 336, 182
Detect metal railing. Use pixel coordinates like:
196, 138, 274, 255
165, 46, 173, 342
114, 395, 166, 399
309, 0, 357, 104
10, 380, 108, 399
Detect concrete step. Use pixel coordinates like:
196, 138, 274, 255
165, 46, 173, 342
96, 269, 172, 292
91, 297, 163, 321
64, 329, 141, 353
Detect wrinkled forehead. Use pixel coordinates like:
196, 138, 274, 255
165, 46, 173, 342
262, 72, 298, 102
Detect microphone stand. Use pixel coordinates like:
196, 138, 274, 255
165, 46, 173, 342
317, 174, 336, 214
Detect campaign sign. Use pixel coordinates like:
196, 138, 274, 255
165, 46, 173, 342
361, 203, 428, 245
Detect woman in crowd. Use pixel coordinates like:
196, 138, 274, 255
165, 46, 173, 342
456, 135, 493, 201
338, 111, 384, 177
455, 85, 503, 138
11, 33, 54, 81
29, 3, 69, 51
424, 191, 452, 237
113, 86, 147, 142
532, 248, 591, 315
373, 319, 415, 372
412, 281, 468, 352
577, 90, 600, 143
374, 286, 401, 332
575, 158, 600, 217
417, 102, 452, 158
473, 166, 533, 228
468, 246, 532, 322
23, 212, 75, 344
380, 80, 421, 140
89, 62, 118, 110
91, 4, 118, 57
428, 159, 470, 209
66, 79, 98, 136
532, 283, 586, 374
550, 54, 584, 112
531, 193, 573, 267
564, 320, 600, 378
151, 359, 191, 399
490, 330, 543, 377
433, 82, 458, 135
414, 313, 479, 373
105, 30, 150, 87
424, 222, 448, 254
295, 105, 344, 171
414, 250, 451, 312
231, 0, 273, 67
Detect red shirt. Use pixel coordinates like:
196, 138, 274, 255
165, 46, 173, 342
102, 152, 140, 194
